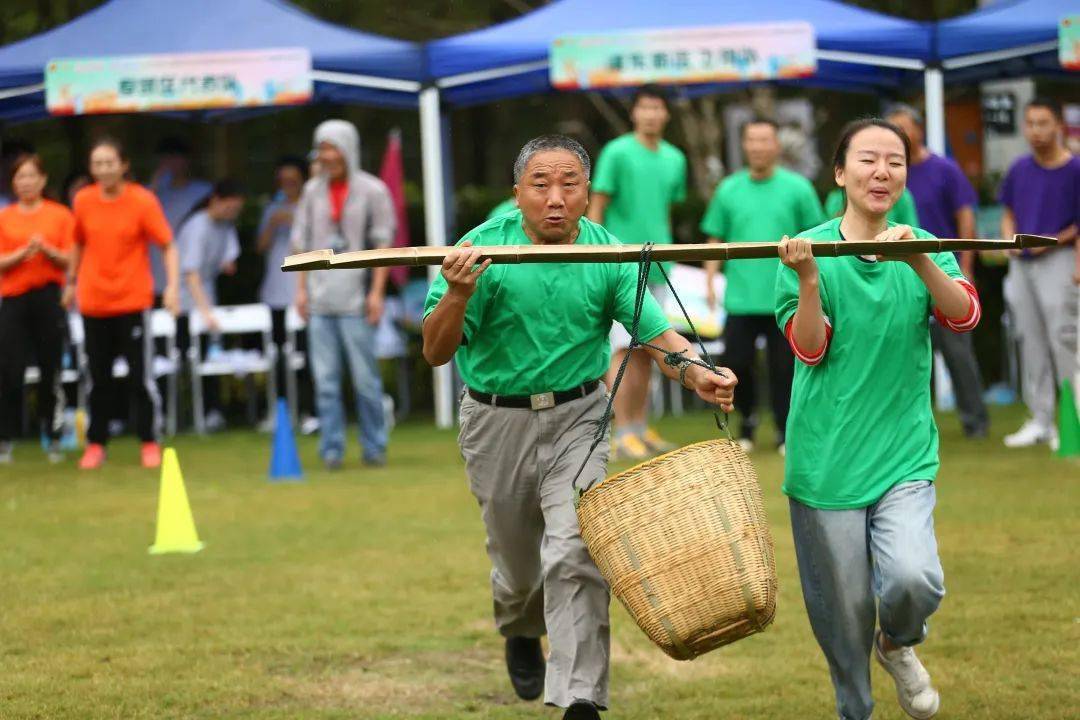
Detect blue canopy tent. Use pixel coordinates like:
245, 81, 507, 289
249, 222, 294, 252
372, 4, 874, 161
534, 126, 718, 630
0, 0, 454, 424
936, 0, 1073, 81
0, 0, 426, 122
427, 0, 933, 105
420, 0, 941, 426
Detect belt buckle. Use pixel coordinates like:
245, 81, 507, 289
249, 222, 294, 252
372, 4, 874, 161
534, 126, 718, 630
530, 391, 556, 411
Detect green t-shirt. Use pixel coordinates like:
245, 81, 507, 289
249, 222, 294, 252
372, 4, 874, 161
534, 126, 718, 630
424, 211, 671, 396
774, 218, 964, 510
486, 198, 517, 220
700, 167, 825, 316
824, 187, 920, 227
592, 134, 687, 284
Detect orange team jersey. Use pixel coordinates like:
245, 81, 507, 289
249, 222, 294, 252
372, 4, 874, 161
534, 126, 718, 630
73, 182, 172, 317
0, 199, 76, 297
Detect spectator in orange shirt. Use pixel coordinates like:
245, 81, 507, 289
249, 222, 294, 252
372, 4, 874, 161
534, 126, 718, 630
0, 154, 74, 464
65, 137, 180, 470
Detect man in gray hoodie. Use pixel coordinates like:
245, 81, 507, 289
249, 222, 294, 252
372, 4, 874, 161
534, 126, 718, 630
292, 119, 395, 468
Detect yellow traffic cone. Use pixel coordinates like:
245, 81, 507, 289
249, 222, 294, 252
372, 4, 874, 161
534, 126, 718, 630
148, 448, 205, 554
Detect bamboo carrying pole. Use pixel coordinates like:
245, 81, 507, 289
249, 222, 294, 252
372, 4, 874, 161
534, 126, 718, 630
282, 234, 1057, 272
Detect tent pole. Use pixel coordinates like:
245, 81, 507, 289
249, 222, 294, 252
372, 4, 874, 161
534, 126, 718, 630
420, 85, 455, 430
924, 66, 946, 156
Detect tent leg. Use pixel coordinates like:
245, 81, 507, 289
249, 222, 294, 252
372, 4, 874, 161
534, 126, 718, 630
420, 86, 455, 430
924, 67, 946, 156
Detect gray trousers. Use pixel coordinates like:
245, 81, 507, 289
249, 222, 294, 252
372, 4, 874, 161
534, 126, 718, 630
1005, 249, 1079, 427
458, 386, 611, 709
790, 481, 945, 720
930, 319, 989, 435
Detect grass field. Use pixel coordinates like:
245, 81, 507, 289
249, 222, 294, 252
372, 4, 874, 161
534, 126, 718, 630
1, 405, 1077, 719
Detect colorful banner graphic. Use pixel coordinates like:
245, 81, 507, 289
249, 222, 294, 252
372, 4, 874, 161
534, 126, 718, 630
551, 22, 816, 90
1061, 15, 1080, 71
45, 48, 312, 116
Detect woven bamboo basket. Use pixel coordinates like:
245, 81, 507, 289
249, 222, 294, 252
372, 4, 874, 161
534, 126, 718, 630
576, 438, 777, 660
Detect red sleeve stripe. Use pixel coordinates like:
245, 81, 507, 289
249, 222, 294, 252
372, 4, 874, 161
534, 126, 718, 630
933, 278, 981, 332
785, 317, 833, 366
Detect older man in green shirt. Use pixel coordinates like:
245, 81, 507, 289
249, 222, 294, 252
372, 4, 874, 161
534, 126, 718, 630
423, 135, 736, 720
701, 118, 825, 454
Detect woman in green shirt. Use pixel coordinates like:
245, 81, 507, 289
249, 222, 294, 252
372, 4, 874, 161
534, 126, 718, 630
775, 119, 981, 720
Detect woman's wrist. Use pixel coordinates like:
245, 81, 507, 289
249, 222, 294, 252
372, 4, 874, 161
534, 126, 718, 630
797, 270, 819, 289
907, 253, 932, 268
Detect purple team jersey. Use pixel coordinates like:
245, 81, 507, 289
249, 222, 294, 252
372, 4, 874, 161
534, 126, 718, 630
907, 153, 978, 238
999, 155, 1080, 239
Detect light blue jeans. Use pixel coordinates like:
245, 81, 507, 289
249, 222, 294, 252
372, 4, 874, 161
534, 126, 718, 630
789, 481, 945, 720
308, 314, 387, 462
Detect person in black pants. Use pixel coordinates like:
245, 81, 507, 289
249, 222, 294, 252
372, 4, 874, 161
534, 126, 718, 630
701, 118, 826, 453
66, 138, 179, 470
258, 158, 314, 429
721, 314, 795, 452
0, 153, 75, 463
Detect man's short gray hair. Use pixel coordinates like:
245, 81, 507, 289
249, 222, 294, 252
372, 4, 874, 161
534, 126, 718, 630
513, 134, 591, 183
885, 102, 924, 128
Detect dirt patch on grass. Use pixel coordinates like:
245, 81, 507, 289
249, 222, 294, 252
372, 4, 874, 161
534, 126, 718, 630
611, 637, 734, 679
274, 646, 501, 714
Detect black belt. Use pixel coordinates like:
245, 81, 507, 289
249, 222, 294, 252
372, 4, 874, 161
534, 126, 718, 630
468, 379, 601, 410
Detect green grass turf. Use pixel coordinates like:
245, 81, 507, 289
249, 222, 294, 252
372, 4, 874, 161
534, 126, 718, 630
0, 404, 1076, 719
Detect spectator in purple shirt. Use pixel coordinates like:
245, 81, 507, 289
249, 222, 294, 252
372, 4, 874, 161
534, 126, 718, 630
998, 97, 1080, 451
888, 104, 989, 439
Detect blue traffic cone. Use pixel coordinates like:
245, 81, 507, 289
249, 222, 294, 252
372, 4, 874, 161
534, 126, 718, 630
269, 398, 304, 481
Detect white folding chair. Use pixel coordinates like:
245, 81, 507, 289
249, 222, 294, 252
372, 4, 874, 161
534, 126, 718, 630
66, 312, 87, 413
283, 305, 308, 425
188, 304, 277, 435
150, 310, 181, 436
373, 296, 410, 428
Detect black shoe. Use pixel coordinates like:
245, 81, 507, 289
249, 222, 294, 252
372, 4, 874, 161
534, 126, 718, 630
563, 700, 601, 720
505, 636, 544, 700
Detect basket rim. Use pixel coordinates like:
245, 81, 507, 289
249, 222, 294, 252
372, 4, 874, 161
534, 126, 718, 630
585, 437, 744, 495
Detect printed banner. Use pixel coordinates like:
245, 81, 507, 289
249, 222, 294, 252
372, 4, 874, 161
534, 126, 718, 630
1061, 15, 1080, 71
551, 22, 816, 90
45, 48, 312, 115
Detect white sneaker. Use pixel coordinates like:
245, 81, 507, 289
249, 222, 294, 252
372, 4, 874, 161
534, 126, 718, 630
1003, 419, 1054, 448
0, 441, 12, 464
1049, 428, 1060, 453
736, 438, 754, 453
45, 441, 64, 464
874, 631, 940, 719
300, 415, 320, 435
